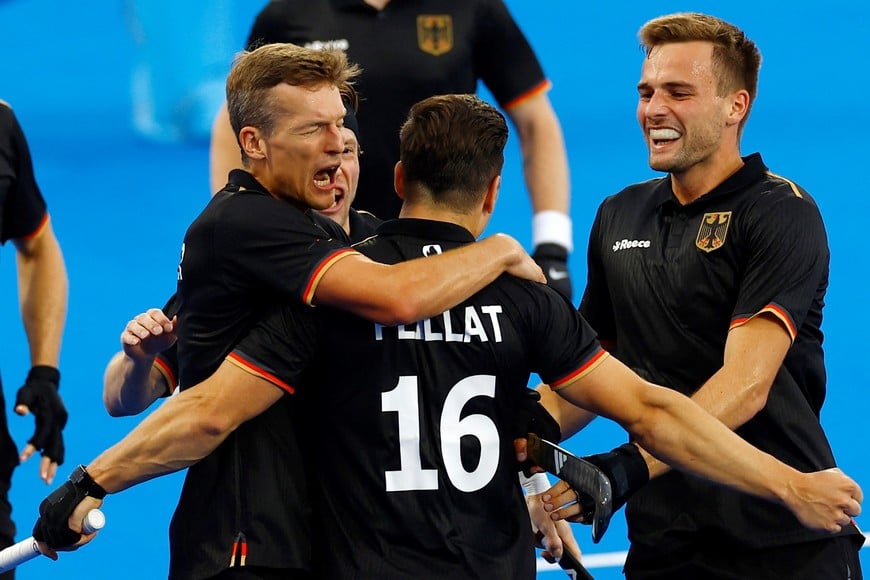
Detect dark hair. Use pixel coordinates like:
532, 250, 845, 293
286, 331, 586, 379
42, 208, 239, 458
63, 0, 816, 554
399, 94, 508, 211
639, 13, 762, 133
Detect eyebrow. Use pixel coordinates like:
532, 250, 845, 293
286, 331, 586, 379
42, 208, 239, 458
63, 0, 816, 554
637, 80, 696, 91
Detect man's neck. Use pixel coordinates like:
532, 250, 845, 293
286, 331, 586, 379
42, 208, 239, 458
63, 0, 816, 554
363, 0, 391, 10
398, 204, 482, 238
670, 150, 744, 205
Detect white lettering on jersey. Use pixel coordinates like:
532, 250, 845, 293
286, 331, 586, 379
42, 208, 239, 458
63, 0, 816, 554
611, 238, 651, 252
375, 305, 504, 343
176, 243, 185, 281
304, 39, 350, 51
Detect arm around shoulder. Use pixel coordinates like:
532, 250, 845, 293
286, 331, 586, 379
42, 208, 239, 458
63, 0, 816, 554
313, 234, 544, 325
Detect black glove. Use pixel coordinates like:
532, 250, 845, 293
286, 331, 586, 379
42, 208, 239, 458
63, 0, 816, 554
15, 365, 68, 464
582, 443, 649, 512
514, 389, 561, 476
32, 481, 87, 548
533, 243, 572, 302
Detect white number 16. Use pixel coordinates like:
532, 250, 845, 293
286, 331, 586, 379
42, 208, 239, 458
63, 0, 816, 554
381, 374, 500, 493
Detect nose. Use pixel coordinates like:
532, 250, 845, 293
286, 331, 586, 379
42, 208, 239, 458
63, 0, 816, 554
642, 91, 669, 118
326, 123, 344, 154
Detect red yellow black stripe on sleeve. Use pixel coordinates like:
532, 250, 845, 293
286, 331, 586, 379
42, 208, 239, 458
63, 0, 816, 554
301, 248, 358, 305
730, 303, 797, 342
153, 356, 177, 395
502, 79, 552, 110
226, 352, 296, 395
549, 348, 610, 391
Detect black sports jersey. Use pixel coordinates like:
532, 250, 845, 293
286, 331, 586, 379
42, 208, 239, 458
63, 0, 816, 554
231, 218, 605, 579
580, 153, 862, 561
154, 208, 380, 394
347, 206, 380, 241
0, 102, 47, 244
168, 169, 355, 580
176, 169, 353, 390
247, 0, 549, 219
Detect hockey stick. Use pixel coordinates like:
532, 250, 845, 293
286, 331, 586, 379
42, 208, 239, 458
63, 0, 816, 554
0, 509, 105, 573
526, 433, 613, 544
536, 530, 596, 580
558, 547, 595, 580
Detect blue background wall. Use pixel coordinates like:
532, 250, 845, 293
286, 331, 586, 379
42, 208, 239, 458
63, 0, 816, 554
0, 1, 866, 578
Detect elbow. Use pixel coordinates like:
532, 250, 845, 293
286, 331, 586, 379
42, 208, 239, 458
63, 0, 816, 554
741, 379, 772, 422
104, 400, 126, 418
377, 292, 425, 327
193, 405, 239, 441
103, 390, 135, 418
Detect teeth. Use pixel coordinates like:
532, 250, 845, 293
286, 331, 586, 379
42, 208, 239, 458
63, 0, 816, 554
650, 128, 680, 140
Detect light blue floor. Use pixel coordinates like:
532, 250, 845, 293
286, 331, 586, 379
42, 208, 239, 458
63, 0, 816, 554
0, 1, 867, 578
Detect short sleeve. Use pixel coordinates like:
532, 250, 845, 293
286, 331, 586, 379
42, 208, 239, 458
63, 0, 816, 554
228, 304, 319, 394
512, 281, 606, 388
731, 193, 828, 340
0, 103, 47, 243
473, 0, 548, 107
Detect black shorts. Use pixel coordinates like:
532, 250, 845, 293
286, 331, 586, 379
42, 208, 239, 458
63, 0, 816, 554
624, 534, 864, 580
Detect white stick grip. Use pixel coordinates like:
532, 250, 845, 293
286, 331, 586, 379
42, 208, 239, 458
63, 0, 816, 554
0, 509, 105, 573
82, 509, 106, 534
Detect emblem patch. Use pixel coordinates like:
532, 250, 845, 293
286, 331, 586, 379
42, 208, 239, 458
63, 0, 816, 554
417, 15, 453, 56
696, 212, 732, 252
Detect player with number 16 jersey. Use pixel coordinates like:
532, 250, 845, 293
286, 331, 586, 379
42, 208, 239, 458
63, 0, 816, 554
229, 218, 605, 579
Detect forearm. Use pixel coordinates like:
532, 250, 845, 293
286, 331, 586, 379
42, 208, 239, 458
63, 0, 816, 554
90, 362, 283, 493
515, 104, 570, 215
16, 229, 68, 366
642, 317, 786, 478
535, 383, 595, 440
393, 235, 528, 320
632, 387, 796, 504
102, 351, 167, 417
321, 235, 538, 326
87, 389, 233, 493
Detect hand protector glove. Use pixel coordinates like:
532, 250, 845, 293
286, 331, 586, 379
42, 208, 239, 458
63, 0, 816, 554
582, 443, 649, 512
514, 389, 561, 476
32, 481, 86, 548
533, 243, 573, 302
15, 365, 68, 464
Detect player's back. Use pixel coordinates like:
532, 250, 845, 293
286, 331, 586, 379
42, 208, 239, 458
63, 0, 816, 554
304, 219, 598, 579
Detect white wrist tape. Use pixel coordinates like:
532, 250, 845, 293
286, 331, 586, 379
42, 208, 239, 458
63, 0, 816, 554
532, 210, 573, 252
519, 471, 552, 496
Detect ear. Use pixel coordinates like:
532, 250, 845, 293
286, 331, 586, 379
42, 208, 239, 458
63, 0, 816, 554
482, 174, 501, 216
726, 89, 751, 127
239, 126, 267, 160
393, 161, 405, 200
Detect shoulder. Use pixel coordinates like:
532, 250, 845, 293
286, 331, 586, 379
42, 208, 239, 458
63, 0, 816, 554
740, 171, 822, 223
348, 208, 381, 243
0, 100, 17, 128
598, 177, 666, 213
496, 275, 573, 312
758, 170, 817, 205
193, 191, 310, 235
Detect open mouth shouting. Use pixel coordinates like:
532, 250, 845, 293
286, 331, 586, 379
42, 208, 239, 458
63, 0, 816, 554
313, 164, 341, 190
